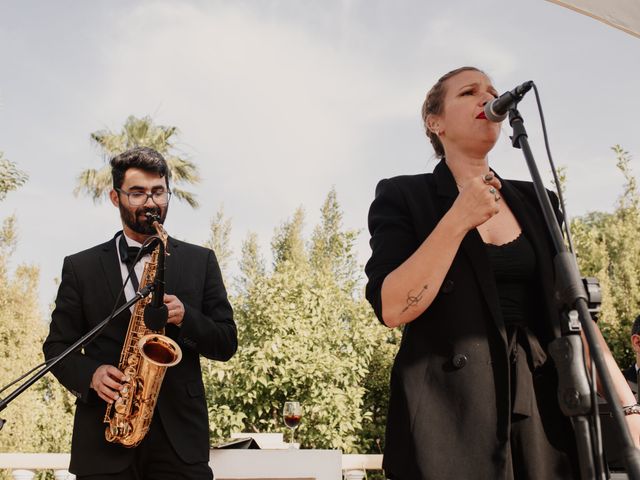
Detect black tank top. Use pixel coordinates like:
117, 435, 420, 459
485, 232, 537, 327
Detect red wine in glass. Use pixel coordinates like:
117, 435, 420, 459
284, 414, 301, 429
283, 401, 302, 448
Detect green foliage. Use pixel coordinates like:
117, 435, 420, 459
0, 169, 74, 466
0, 217, 75, 455
202, 189, 398, 453
571, 145, 640, 366
310, 189, 360, 293
0, 153, 28, 201
358, 326, 400, 454
271, 207, 307, 269
75, 115, 201, 207
236, 232, 266, 296
204, 205, 233, 285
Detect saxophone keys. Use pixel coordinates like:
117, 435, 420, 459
114, 397, 127, 414
106, 424, 118, 440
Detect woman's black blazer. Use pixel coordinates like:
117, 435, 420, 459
365, 160, 575, 479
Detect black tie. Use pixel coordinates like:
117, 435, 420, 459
119, 235, 154, 291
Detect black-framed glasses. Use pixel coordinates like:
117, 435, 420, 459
116, 188, 172, 206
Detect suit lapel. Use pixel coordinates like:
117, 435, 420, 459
98, 234, 125, 305
165, 236, 182, 294
433, 161, 508, 347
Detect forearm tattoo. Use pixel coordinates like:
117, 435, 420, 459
401, 284, 428, 313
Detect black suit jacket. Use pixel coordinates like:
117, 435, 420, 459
43, 234, 237, 476
365, 160, 576, 479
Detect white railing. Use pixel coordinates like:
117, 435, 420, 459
0, 452, 383, 480
0, 454, 74, 479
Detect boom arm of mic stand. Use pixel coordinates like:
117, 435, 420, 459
508, 107, 640, 479
0, 285, 154, 429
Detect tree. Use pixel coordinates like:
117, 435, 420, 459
0, 220, 74, 477
358, 324, 400, 454
203, 205, 233, 285
235, 232, 266, 296
271, 207, 307, 269
571, 145, 640, 366
0, 152, 28, 201
74, 115, 201, 207
0, 162, 74, 479
202, 190, 394, 452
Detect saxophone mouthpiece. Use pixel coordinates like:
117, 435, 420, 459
145, 212, 161, 224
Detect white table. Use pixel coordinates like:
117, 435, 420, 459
210, 449, 342, 480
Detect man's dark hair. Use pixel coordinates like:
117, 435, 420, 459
110, 147, 170, 190
632, 315, 640, 336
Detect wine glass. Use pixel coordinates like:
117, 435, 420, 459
283, 401, 302, 448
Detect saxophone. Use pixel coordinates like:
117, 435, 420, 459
104, 221, 182, 447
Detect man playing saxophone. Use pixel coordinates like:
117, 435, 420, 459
43, 147, 237, 480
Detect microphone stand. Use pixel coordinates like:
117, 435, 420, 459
0, 284, 154, 431
507, 106, 640, 479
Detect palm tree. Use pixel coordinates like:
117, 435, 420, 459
75, 115, 201, 208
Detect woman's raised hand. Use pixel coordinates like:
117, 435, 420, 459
451, 172, 502, 232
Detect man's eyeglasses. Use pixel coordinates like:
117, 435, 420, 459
116, 188, 172, 206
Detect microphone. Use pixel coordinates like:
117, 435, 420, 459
484, 80, 534, 122
142, 236, 168, 331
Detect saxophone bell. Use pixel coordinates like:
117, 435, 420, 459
139, 334, 181, 367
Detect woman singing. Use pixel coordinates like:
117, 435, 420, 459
365, 66, 640, 479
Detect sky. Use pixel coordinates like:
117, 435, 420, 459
1, 0, 639, 316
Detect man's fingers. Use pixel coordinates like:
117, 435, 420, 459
98, 388, 118, 403
102, 375, 124, 391
97, 392, 112, 403
91, 364, 127, 404
95, 379, 120, 403
104, 365, 126, 382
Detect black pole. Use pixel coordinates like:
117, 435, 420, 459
0, 284, 153, 428
508, 107, 640, 479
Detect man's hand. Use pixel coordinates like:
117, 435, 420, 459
164, 294, 185, 326
90, 365, 127, 404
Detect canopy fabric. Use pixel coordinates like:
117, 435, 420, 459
546, 0, 640, 38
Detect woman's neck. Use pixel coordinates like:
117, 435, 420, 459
445, 151, 491, 188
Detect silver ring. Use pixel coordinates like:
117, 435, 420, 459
483, 173, 494, 184
489, 187, 496, 195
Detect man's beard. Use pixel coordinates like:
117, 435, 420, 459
119, 204, 168, 235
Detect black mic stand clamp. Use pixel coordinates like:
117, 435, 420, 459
582, 277, 602, 321
507, 107, 640, 480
